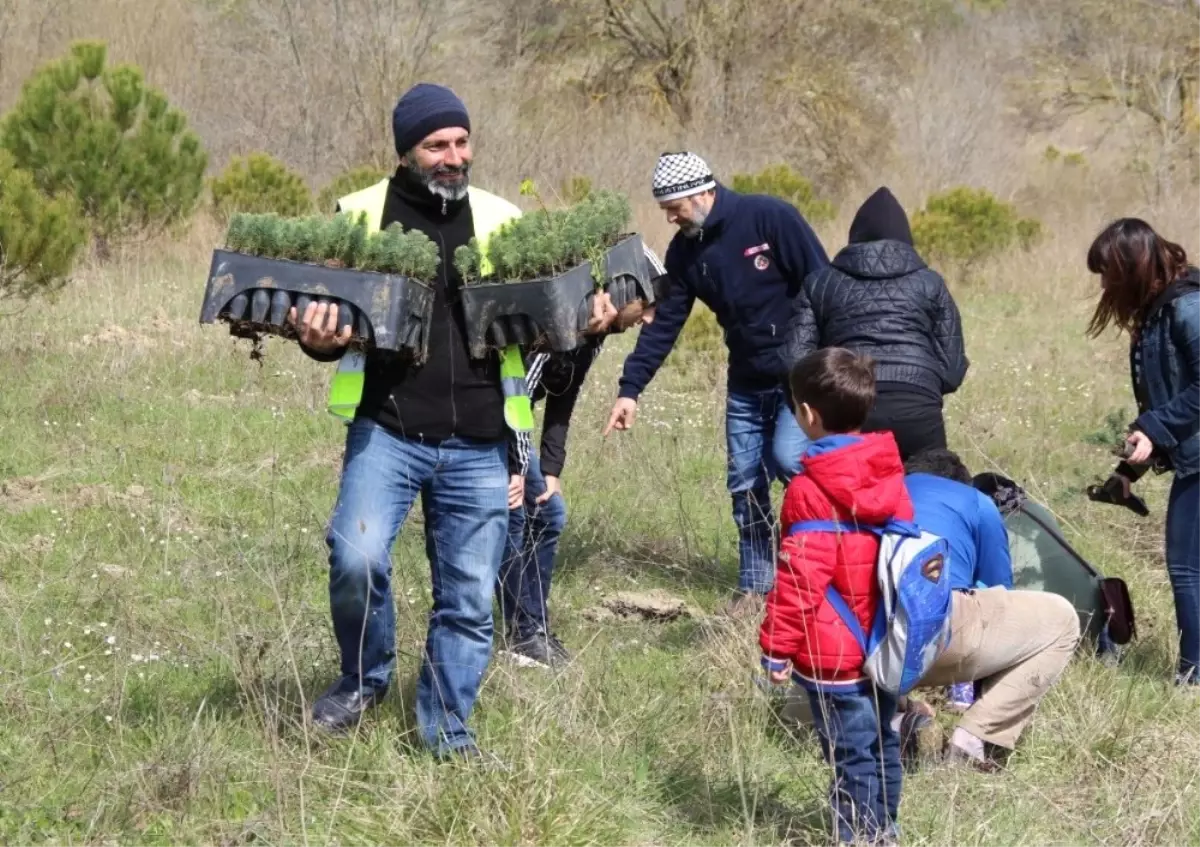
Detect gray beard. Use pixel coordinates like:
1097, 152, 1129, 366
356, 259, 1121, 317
679, 210, 707, 238
410, 160, 471, 201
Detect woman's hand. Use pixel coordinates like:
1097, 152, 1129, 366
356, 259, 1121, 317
1125, 430, 1155, 464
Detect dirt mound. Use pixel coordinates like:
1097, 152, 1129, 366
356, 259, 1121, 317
72, 323, 155, 352
1, 477, 46, 513
586, 590, 699, 623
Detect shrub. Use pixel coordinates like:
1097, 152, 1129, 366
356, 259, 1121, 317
730, 164, 836, 224
224, 211, 439, 280
0, 40, 206, 244
316, 165, 390, 214
210, 153, 313, 219
911, 187, 1043, 267
458, 186, 632, 285
0, 150, 88, 300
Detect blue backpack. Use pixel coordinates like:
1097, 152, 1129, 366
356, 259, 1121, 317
787, 517, 954, 695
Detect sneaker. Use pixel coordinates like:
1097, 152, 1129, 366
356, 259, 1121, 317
502, 630, 571, 668
311, 678, 384, 734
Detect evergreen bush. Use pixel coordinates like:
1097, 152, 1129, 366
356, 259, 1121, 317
316, 165, 390, 214
0, 150, 88, 300
459, 188, 632, 285
731, 164, 836, 224
0, 40, 207, 244
911, 187, 1044, 267
210, 153, 313, 219
223, 211, 439, 281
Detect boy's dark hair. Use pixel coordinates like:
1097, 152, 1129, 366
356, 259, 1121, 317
789, 347, 876, 433
903, 448, 972, 484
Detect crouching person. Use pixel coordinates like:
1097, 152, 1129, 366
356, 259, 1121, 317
760, 347, 910, 845
905, 448, 1081, 770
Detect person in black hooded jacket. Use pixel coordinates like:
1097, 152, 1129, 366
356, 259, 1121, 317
781, 187, 968, 460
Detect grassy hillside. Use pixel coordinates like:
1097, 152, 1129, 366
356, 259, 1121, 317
1, 211, 1198, 844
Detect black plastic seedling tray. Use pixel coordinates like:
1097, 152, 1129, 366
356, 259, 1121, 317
198, 250, 435, 361
460, 234, 655, 357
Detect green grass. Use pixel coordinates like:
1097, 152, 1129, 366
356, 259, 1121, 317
0, 232, 1197, 845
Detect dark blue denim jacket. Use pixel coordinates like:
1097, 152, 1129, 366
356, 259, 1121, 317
1133, 268, 1200, 478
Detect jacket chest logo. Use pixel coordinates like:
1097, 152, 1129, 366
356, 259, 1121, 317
744, 242, 771, 271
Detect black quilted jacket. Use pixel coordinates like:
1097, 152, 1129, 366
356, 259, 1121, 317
781, 239, 968, 400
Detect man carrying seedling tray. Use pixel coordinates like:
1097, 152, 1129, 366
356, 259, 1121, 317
498, 261, 669, 668
288, 82, 616, 761
604, 152, 830, 616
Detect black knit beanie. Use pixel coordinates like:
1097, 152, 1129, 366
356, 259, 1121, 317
392, 83, 471, 157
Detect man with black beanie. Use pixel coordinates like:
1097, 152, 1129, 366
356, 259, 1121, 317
781, 186, 969, 460
288, 82, 615, 760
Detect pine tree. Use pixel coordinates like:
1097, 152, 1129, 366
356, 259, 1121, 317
0, 40, 207, 248
210, 153, 313, 220
0, 150, 88, 300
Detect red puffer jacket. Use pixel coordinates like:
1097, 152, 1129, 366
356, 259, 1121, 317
759, 431, 912, 685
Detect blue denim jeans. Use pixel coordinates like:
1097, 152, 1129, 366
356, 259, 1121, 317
726, 386, 810, 593
497, 453, 568, 638
807, 686, 902, 844
324, 418, 508, 754
1166, 472, 1199, 682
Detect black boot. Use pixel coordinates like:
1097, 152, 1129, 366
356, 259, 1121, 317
311, 678, 384, 733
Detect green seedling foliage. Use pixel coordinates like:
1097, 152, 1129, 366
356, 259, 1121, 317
0, 39, 207, 245
479, 188, 632, 283
0, 150, 89, 301
222, 212, 440, 279
454, 241, 481, 283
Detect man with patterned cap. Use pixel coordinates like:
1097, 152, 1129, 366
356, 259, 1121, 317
605, 151, 830, 615
289, 82, 616, 759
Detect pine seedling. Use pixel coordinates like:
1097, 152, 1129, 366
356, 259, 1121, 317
224, 212, 250, 253
454, 240, 481, 283
410, 232, 440, 280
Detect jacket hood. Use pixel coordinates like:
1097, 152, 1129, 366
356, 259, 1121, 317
832, 240, 927, 280
1144, 264, 1200, 325
848, 187, 913, 245
799, 432, 908, 524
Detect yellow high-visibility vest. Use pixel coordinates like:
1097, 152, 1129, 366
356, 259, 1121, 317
326, 179, 534, 433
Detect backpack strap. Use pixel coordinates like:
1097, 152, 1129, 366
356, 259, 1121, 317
785, 519, 914, 656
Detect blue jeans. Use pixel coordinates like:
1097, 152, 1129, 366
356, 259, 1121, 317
497, 453, 568, 638
726, 387, 810, 593
324, 418, 508, 754
807, 686, 902, 844
1166, 472, 1200, 682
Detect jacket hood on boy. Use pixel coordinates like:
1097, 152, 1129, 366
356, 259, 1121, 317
795, 432, 911, 526
848, 187, 913, 246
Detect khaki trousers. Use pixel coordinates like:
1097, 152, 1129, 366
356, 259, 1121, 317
920, 588, 1081, 749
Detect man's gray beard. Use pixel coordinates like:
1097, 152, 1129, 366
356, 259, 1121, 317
680, 212, 706, 238
409, 158, 471, 201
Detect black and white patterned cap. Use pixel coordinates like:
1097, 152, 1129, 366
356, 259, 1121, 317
652, 151, 716, 202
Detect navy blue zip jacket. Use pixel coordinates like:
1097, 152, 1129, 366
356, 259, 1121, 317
617, 184, 829, 400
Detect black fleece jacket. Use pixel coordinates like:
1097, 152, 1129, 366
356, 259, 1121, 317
302, 167, 506, 442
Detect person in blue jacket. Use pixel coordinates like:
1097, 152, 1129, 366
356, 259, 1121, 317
603, 151, 829, 613
902, 448, 1013, 591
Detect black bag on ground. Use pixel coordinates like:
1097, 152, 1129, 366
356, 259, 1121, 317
972, 472, 1137, 647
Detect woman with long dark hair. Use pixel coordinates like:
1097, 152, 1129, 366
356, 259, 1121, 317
1086, 217, 1199, 686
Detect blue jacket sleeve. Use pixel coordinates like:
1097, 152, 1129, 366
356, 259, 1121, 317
974, 491, 1013, 589
617, 250, 694, 401
1135, 292, 1200, 450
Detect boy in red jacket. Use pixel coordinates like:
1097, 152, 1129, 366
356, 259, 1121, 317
760, 347, 912, 845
